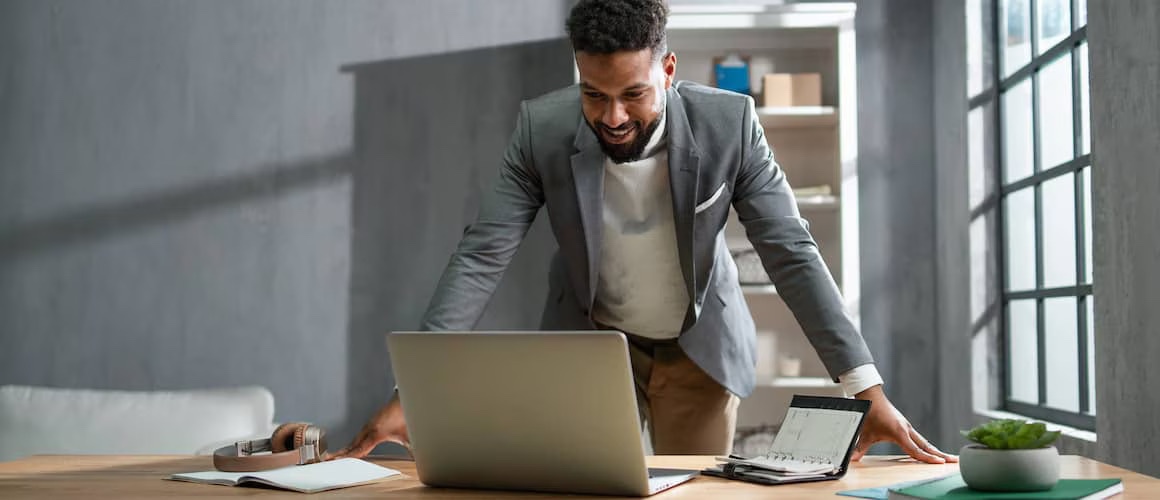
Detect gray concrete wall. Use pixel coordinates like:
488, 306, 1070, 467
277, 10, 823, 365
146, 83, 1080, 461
855, 0, 941, 452
931, 0, 976, 453
0, 0, 573, 450
1088, 0, 1160, 477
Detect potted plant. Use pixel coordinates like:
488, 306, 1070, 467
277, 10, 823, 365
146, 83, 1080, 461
959, 419, 1062, 492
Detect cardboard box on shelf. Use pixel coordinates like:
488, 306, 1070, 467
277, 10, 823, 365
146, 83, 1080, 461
762, 73, 822, 107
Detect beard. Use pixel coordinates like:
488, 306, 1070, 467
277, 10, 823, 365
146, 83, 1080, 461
587, 113, 664, 164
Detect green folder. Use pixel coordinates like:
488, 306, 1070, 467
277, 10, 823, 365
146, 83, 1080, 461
888, 475, 1123, 500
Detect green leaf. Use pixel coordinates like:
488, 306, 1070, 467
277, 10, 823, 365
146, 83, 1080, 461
960, 419, 1061, 449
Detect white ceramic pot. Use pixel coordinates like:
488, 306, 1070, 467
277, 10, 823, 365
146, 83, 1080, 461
959, 444, 1060, 492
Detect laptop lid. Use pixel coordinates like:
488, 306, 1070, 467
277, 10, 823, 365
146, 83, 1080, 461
387, 331, 690, 496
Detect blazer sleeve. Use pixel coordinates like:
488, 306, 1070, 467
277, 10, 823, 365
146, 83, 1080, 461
730, 96, 874, 380
419, 101, 545, 330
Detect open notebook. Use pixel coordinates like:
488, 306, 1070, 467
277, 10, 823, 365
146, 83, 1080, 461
168, 458, 402, 493
703, 395, 871, 485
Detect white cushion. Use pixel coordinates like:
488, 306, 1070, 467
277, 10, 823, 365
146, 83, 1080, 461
0, 385, 276, 462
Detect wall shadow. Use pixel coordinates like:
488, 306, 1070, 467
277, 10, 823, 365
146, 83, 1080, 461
339, 39, 575, 450
0, 155, 351, 262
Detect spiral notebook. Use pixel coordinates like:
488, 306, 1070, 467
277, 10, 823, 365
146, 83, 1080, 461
703, 395, 871, 485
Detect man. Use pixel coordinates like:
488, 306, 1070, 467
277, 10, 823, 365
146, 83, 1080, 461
334, 0, 956, 463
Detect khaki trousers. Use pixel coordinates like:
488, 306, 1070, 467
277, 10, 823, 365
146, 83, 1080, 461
623, 333, 740, 455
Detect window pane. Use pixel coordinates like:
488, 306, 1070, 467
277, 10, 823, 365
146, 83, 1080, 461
1006, 188, 1037, 291
1039, 54, 1075, 169
1036, 0, 1071, 54
1009, 299, 1039, 404
1078, 0, 1087, 27
1079, 43, 1090, 155
1044, 297, 1079, 411
1042, 174, 1076, 287
1087, 296, 1095, 414
1002, 0, 1032, 76
1083, 167, 1093, 284
968, 0, 994, 96
971, 217, 989, 323
1004, 80, 1034, 183
969, 108, 986, 209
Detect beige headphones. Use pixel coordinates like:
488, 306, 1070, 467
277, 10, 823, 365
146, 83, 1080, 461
213, 422, 328, 472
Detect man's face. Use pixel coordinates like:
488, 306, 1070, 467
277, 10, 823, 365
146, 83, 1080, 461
575, 49, 676, 163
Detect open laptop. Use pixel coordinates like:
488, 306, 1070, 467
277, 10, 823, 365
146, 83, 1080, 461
387, 331, 698, 496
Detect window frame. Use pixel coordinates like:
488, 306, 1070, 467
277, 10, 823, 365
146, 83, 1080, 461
971, 0, 1094, 431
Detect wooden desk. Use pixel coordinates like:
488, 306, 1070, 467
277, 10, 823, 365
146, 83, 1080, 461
0, 455, 1151, 498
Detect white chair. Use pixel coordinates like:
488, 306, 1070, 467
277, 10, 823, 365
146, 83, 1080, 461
0, 385, 276, 462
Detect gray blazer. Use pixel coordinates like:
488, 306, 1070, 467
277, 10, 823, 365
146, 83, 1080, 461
420, 81, 873, 397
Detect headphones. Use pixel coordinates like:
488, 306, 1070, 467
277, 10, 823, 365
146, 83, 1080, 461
213, 422, 328, 472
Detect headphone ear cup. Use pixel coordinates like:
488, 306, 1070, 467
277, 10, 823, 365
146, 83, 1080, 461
270, 423, 305, 453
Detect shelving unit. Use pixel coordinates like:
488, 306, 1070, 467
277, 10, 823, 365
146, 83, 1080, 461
756, 106, 838, 129
667, 1, 859, 433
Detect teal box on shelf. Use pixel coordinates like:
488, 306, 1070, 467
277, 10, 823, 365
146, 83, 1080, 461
714, 54, 750, 95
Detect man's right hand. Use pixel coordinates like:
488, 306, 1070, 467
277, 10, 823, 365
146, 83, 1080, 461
329, 394, 410, 459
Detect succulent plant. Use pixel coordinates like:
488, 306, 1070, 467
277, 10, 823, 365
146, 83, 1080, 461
961, 419, 1062, 450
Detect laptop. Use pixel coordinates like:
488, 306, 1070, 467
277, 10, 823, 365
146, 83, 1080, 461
387, 331, 698, 496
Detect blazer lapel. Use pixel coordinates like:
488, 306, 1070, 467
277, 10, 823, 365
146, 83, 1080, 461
570, 118, 605, 310
666, 88, 701, 314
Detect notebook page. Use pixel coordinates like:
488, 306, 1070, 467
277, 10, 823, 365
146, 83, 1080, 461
245, 458, 401, 493
762, 406, 862, 470
170, 458, 401, 493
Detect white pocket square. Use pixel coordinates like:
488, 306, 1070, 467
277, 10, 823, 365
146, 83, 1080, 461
694, 182, 727, 214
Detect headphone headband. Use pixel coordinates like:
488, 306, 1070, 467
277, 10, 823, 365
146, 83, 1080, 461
212, 423, 327, 472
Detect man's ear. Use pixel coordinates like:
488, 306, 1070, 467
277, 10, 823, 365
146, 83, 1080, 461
662, 52, 677, 88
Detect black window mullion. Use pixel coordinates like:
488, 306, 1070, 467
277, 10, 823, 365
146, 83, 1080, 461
1071, 0, 1079, 31
1002, 154, 1090, 194
1035, 220, 1047, 406
999, 27, 1087, 93
1006, 400, 1096, 430
1029, 0, 1039, 57
1071, 28, 1090, 414
993, 0, 1012, 408
1006, 284, 1092, 301
1030, 3, 1047, 405
1077, 294, 1090, 414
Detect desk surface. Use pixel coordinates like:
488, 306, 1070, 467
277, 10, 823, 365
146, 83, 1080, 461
0, 454, 1151, 498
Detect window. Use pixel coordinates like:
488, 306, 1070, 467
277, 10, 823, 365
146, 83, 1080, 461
968, 0, 1094, 430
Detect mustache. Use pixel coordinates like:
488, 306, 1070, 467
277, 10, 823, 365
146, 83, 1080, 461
598, 123, 636, 133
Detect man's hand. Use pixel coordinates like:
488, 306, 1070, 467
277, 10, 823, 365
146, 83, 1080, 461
328, 394, 410, 460
850, 385, 958, 464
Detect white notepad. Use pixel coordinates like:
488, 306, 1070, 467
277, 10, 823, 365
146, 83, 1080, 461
168, 458, 402, 493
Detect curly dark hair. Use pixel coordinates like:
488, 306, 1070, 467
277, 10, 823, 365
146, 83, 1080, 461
565, 0, 669, 60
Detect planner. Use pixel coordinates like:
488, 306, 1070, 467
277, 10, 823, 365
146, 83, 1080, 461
703, 395, 871, 485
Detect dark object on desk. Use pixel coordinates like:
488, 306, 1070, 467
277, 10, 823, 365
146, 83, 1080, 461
702, 395, 870, 485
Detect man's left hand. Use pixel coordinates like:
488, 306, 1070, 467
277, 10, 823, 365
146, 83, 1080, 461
850, 385, 958, 464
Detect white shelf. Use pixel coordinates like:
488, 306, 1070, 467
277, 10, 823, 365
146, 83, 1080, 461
795, 194, 840, 210
741, 284, 778, 295
667, 3, 856, 31
757, 106, 838, 129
